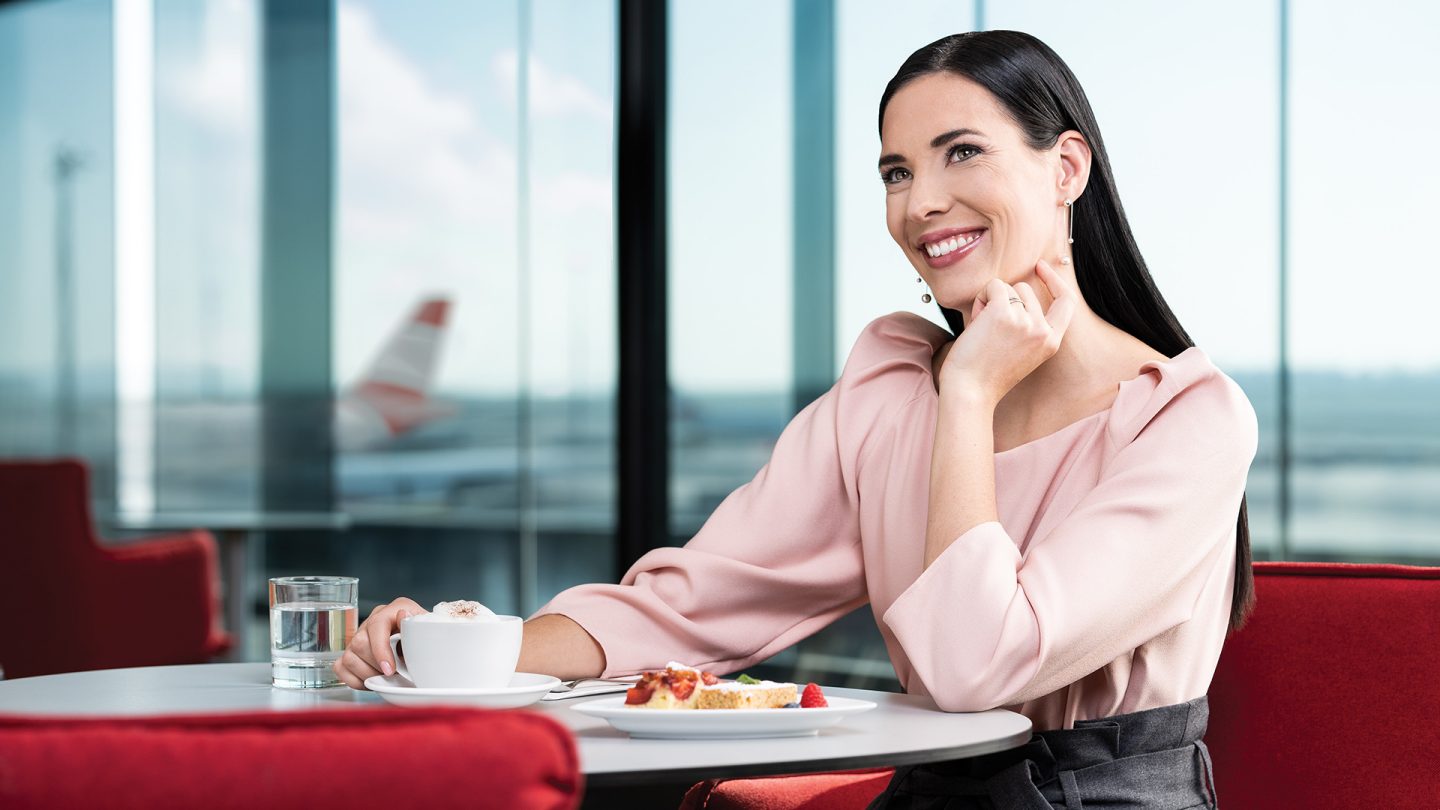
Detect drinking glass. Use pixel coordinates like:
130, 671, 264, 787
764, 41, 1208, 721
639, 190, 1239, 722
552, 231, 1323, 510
269, 576, 358, 688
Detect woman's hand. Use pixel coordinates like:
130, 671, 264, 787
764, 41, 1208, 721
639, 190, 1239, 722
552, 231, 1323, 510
332, 596, 428, 689
938, 259, 1077, 404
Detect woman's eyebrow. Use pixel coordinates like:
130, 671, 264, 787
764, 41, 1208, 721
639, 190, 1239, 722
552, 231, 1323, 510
877, 127, 987, 170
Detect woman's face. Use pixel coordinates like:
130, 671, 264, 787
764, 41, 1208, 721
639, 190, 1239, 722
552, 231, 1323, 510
879, 72, 1080, 312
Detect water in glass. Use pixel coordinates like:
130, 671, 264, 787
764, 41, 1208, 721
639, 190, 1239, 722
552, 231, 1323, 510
270, 601, 357, 688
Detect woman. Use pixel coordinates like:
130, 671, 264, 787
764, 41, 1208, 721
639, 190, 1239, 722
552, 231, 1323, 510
336, 31, 1256, 809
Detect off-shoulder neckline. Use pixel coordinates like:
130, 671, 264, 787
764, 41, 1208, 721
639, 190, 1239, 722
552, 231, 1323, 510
918, 345, 1208, 457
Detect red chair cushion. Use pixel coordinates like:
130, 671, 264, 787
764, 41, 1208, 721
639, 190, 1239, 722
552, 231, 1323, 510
0, 707, 582, 810
679, 768, 893, 810
1206, 561, 1440, 810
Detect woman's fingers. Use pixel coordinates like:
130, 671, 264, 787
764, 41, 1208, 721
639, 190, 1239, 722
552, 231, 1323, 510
333, 596, 428, 690
333, 649, 368, 689
1034, 260, 1077, 335
333, 661, 364, 690
974, 277, 1018, 322
1013, 281, 1044, 321
340, 649, 380, 684
365, 607, 405, 676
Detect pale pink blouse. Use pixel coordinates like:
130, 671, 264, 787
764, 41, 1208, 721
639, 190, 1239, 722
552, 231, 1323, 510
533, 312, 1259, 730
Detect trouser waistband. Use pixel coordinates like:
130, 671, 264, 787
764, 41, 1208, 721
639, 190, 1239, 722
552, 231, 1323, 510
868, 696, 1217, 810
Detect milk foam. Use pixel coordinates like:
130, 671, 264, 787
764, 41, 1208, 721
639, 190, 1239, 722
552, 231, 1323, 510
416, 600, 498, 622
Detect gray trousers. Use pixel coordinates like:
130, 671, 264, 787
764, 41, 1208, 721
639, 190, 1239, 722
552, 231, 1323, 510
866, 696, 1218, 809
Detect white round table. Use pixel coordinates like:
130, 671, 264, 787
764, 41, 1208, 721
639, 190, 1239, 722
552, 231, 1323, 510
0, 663, 1033, 788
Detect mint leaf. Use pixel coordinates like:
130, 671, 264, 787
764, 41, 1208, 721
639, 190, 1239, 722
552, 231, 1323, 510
737, 674, 761, 685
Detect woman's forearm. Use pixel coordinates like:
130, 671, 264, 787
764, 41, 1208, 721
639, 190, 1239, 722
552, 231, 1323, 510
925, 388, 1000, 569
518, 613, 607, 680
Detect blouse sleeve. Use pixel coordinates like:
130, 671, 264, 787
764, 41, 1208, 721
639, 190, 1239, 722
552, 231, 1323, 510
530, 315, 935, 678
882, 366, 1259, 712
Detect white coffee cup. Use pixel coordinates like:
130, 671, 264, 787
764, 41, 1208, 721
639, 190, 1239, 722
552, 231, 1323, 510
388, 614, 523, 689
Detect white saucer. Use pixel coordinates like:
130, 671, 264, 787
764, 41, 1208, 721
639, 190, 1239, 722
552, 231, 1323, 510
364, 672, 560, 709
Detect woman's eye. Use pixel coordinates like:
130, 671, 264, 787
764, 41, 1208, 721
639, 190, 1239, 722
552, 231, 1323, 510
947, 144, 980, 163
881, 167, 910, 185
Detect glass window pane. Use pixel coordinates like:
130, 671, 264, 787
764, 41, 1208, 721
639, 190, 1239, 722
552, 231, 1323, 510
332, 0, 617, 615
1289, 0, 1440, 559
527, 0, 618, 605
0, 0, 118, 504
836, 0, 976, 354
154, 0, 261, 511
668, 0, 793, 539
984, 3, 1283, 554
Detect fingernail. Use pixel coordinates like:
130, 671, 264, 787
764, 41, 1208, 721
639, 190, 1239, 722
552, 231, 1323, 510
381, 661, 393, 676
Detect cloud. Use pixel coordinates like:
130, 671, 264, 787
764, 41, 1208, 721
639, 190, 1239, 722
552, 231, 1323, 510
492, 49, 613, 121
163, 0, 256, 134
338, 3, 516, 222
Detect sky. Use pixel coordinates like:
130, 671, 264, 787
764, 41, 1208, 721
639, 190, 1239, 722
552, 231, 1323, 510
2, 0, 1437, 404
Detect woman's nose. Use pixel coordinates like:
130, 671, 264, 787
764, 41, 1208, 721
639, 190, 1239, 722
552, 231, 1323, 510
905, 170, 953, 222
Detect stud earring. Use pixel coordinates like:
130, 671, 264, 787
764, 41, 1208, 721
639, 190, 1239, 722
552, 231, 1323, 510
917, 276, 932, 304
1064, 198, 1074, 245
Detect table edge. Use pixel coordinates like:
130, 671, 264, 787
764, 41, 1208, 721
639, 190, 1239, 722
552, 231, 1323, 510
582, 723, 1035, 787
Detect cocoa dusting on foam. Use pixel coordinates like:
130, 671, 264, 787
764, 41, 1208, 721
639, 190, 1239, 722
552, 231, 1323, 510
428, 600, 498, 622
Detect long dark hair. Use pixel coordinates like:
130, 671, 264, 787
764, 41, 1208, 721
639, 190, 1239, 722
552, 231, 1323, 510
879, 31, 1254, 633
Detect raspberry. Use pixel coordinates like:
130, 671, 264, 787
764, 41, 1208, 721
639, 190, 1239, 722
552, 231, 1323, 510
800, 682, 828, 708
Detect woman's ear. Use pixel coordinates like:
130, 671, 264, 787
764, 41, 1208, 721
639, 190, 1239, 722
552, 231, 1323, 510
1056, 130, 1091, 202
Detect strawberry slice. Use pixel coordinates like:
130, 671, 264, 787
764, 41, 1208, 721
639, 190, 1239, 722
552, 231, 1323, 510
701, 671, 719, 686
625, 684, 654, 705
671, 679, 695, 701
800, 682, 828, 708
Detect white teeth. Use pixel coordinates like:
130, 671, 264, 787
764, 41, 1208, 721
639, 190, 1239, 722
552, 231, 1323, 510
923, 232, 980, 258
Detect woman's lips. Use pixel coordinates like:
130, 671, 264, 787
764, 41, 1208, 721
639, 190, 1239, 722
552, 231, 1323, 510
921, 229, 985, 269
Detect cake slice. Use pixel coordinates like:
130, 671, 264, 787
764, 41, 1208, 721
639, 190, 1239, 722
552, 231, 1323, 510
624, 663, 800, 709
696, 680, 797, 709
624, 662, 718, 708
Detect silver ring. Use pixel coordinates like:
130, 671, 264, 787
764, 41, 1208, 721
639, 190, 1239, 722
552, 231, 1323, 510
1008, 297, 1024, 306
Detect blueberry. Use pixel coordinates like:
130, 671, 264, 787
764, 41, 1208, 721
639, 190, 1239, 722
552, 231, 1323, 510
781, 702, 800, 709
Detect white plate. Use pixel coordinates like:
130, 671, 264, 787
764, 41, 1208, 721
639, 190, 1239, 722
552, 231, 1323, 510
364, 672, 560, 709
571, 695, 877, 739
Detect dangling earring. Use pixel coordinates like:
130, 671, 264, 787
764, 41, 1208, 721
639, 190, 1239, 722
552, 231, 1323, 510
917, 276, 932, 304
1064, 198, 1074, 245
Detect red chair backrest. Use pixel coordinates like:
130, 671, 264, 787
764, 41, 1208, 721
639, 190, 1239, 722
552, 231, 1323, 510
0, 707, 582, 809
0, 460, 113, 675
0, 459, 103, 569
1206, 561, 1440, 809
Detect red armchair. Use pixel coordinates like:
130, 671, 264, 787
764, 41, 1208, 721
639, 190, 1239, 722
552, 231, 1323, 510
1205, 561, 1440, 809
679, 561, 1440, 809
681, 768, 895, 810
0, 459, 231, 679
0, 707, 582, 809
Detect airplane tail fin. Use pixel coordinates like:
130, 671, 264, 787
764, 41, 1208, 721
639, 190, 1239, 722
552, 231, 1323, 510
337, 297, 456, 446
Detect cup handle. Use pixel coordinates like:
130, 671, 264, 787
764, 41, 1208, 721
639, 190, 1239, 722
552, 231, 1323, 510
388, 633, 413, 684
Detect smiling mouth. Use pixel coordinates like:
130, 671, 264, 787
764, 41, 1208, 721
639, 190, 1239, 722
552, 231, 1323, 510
922, 231, 983, 258
915, 229, 984, 256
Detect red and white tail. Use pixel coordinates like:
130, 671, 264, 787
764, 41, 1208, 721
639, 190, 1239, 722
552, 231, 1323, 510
335, 298, 456, 450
